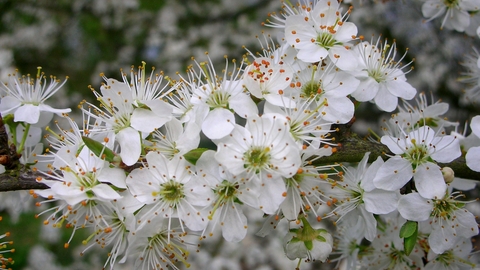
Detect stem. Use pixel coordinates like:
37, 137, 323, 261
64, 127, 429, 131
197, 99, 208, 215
368, 128, 381, 141
16, 123, 31, 155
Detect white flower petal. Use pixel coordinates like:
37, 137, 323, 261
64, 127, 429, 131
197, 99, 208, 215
358, 206, 378, 242
0, 96, 21, 114
454, 209, 479, 238
92, 184, 122, 200
397, 193, 433, 221
374, 86, 398, 112
16, 124, 42, 147
14, 104, 40, 124
310, 235, 333, 262
466, 146, 480, 172
329, 46, 358, 71
229, 92, 258, 118
201, 108, 235, 139
373, 157, 413, 191
221, 204, 248, 242
363, 189, 398, 215
177, 201, 208, 231
385, 79, 416, 100
258, 174, 286, 214
320, 96, 354, 123
352, 77, 379, 102
380, 135, 406, 155
117, 127, 141, 166
471, 115, 480, 137
361, 156, 384, 192
97, 167, 127, 188
430, 135, 460, 163
126, 166, 160, 204
131, 108, 166, 133
414, 162, 446, 199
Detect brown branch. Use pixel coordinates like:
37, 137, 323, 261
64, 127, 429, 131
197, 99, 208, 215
313, 127, 480, 181
0, 113, 49, 191
0, 123, 479, 192
0, 170, 48, 191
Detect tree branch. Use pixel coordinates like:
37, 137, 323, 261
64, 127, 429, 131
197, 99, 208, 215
0, 122, 479, 193
0, 170, 48, 191
313, 126, 480, 182
1, 141, 478, 192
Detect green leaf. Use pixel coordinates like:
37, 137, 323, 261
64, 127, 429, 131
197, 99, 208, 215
403, 228, 418, 256
183, 148, 209, 165
399, 220, 417, 238
82, 136, 116, 162
400, 220, 418, 256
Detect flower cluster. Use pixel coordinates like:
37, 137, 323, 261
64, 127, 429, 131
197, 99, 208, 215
0, 0, 479, 269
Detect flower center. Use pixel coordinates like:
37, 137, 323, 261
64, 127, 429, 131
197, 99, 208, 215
416, 117, 438, 128
113, 114, 132, 133
244, 146, 271, 173
158, 180, 185, 205
435, 249, 456, 265
443, 0, 458, 8
404, 139, 430, 169
316, 32, 340, 50
217, 180, 238, 199
301, 81, 322, 99
367, 68, 387, 83
431, 196, 461, 220
206, 90, 231, 109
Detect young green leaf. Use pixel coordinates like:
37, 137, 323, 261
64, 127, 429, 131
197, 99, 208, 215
82, 136, 116, 162
399, 220, 417, 238
184, 148, 209, 165
403, 228, 418, 256
400, 220, 418, 256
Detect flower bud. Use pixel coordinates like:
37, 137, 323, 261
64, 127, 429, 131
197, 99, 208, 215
442, 167, 455, 183
283, 217, 333, 262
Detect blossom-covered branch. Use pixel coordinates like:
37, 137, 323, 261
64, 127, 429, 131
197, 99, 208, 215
1, 0, 480, 269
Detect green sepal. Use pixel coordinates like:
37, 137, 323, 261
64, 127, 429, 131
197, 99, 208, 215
304, 239, 313, 250
82, 136, 116, 162
2, 114, 15, 126
375, 214, 387, 232
316, 234, 326, 242
399, 220, 417, 238
183, 148, 209, 165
